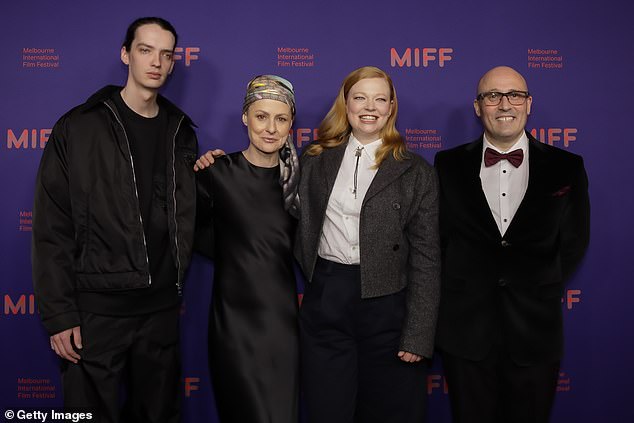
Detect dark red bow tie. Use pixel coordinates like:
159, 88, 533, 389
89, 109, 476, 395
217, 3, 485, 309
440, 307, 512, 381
484, 148, 524, 168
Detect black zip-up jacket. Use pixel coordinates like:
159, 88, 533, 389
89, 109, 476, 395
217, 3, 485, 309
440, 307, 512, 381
32, 86, 198, 335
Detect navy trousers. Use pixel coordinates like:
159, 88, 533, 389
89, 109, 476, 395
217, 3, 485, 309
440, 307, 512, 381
300, 258, 428, 423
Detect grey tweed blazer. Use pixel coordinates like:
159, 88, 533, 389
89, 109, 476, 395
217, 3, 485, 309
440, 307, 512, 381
295, 141, 441, 357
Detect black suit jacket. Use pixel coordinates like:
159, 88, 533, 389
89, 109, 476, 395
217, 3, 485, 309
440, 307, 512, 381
434, 132, 590, 365
295, 142, 441, 356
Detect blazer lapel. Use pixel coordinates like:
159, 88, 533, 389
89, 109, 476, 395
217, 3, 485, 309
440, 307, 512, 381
362, 153, 411, 205
320, 141, 347, 201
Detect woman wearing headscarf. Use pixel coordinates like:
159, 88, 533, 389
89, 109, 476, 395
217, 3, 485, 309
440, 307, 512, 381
195, 75, 300, 423
295, 66, 441, 423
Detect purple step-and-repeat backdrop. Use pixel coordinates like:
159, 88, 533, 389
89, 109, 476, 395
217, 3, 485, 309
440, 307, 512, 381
2, 1, 633, 421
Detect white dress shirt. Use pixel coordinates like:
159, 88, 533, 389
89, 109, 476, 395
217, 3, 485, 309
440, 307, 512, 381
318, 135, 381, 264
479, 133, 529, 236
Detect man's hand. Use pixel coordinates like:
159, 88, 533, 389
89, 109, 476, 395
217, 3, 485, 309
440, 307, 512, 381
50, 326, 82, 363
194, 149, 226, 171
398, 350, 423, 363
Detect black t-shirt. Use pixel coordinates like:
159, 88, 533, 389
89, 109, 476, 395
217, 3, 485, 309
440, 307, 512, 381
78, 92, 179, 316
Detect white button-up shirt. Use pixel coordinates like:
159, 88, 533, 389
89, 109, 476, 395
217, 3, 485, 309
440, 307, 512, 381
479, 133, 529, 236
318, 135, 381, 264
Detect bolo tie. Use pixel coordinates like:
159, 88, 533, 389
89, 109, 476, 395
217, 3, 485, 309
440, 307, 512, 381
353, 146, 364, 199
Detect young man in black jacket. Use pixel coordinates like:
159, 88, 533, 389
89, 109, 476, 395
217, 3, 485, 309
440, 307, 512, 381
32, 17, 198, 423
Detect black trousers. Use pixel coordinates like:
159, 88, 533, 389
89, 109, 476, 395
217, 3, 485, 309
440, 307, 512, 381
299, 258, 427, 423
441, 349, 559, 423
61, 307, 181, 423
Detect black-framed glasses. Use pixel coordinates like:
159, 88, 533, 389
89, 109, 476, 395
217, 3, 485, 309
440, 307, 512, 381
477, 91, 530, 106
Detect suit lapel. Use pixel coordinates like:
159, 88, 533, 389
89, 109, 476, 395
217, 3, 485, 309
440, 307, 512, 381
506, 135, 550, 235
462, 138, 501, 236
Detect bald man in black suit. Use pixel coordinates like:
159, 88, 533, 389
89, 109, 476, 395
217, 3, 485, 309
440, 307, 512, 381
434, 66, 590, 423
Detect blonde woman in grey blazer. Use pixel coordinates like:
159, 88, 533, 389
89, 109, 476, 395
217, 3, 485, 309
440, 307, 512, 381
295, 66, 441, 423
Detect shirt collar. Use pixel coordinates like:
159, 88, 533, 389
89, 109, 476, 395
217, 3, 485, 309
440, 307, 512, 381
349, 134, 382, 162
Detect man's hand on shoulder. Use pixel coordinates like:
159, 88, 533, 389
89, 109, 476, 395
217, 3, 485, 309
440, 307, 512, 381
193, 149, 226, 171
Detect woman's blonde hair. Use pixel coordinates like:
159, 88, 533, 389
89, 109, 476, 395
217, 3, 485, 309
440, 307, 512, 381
305, 66, 407, 165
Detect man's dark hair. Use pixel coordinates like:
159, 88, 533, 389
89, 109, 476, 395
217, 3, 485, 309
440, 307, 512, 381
122, 17, 178, 51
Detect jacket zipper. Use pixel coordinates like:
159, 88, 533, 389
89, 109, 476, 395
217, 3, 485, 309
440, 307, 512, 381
171, 116, 185, 295
104, 102, 152, 286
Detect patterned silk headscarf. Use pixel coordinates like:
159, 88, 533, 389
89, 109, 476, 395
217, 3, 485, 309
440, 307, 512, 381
243, 74, 296, 116
243, 75, 300, 218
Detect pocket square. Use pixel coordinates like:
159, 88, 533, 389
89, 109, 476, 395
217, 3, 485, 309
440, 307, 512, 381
551, 185, 571, 197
